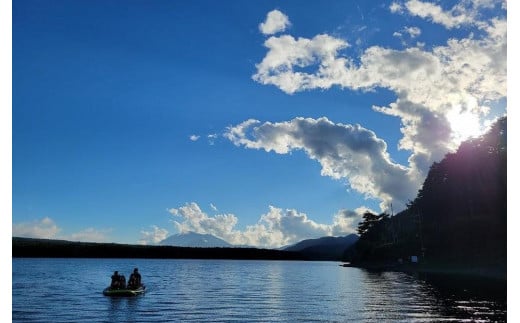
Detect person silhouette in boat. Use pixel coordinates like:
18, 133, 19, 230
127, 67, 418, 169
128, 267, 142, 289
119, 274, 126, 289
110, 271, 121, 289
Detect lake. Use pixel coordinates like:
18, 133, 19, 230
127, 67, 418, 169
12, 258, 506, 322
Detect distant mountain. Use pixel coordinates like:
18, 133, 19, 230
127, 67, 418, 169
159, 232, 233, 248
283, 234, 359, 260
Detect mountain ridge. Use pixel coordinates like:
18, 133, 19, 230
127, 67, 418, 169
159, 232, 233, 248
284, 234, 359, 260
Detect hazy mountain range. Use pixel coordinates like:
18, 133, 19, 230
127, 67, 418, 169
159, 232, 233, 248
159, 232, 359, 260
282, 234, 359, 260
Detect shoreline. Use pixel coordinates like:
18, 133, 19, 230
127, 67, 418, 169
12, 237, 308, 261
341, 261, 506, 281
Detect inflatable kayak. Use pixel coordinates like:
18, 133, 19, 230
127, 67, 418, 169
103, 285, 145, 297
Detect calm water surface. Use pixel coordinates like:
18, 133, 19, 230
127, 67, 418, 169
12, 258, 506, 322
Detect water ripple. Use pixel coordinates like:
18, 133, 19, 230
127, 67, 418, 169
13, 259, 506, 322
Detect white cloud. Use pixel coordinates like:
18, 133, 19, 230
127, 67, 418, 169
208, 133, 218, 145
259, 9, 291, 35
210, 203, 218, 211
225, 117, 417, 211
248, 9, 506, 209
139, 225, 169, 245
12, 217, 112, 242
12, 217, 61, 239
253, 34, 350, 94
389, 2, 404, 13
404, 0, 474, 29
254, 27, 505, 100
189, 135, 200, 141
398, 0, 505, 29
472, 0, 500, 9
167, 202, 363, 248
404, 26, 421, 38
169, 202, 239, 238
393, 26, 421, 46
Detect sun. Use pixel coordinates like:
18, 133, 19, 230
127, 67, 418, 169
447, 108, 483, 143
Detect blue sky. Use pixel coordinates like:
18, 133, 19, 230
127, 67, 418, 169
11, 0, 508, 247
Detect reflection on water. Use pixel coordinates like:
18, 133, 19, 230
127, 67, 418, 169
12, 259, 506, 322
107, 297, 142, 322
357, 270, 506, 322
417, 272, 506, 322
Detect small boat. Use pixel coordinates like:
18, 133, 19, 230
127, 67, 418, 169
103, 285, 146, 297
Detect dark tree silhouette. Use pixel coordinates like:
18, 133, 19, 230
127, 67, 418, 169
357, 212, 381, 236
344, 117, 506, 275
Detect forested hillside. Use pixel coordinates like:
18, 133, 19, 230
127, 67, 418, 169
344, 117, 506, 275
12, 237, 307, 261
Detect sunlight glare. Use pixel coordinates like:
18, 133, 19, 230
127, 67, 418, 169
447, 107, 483, 143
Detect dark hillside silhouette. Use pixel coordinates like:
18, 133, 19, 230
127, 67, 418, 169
284, 234, 359, 260
12, 237, 307, 261
344, 117, 506, 278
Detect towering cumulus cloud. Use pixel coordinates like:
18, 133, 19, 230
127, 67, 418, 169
165, 202, 370, 248
231, 1, 506, 212
225, 117, 417, 211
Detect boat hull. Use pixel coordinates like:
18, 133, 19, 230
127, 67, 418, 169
103, 285, 145, 297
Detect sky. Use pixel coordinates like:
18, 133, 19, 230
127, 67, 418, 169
10, 0, 509, 248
